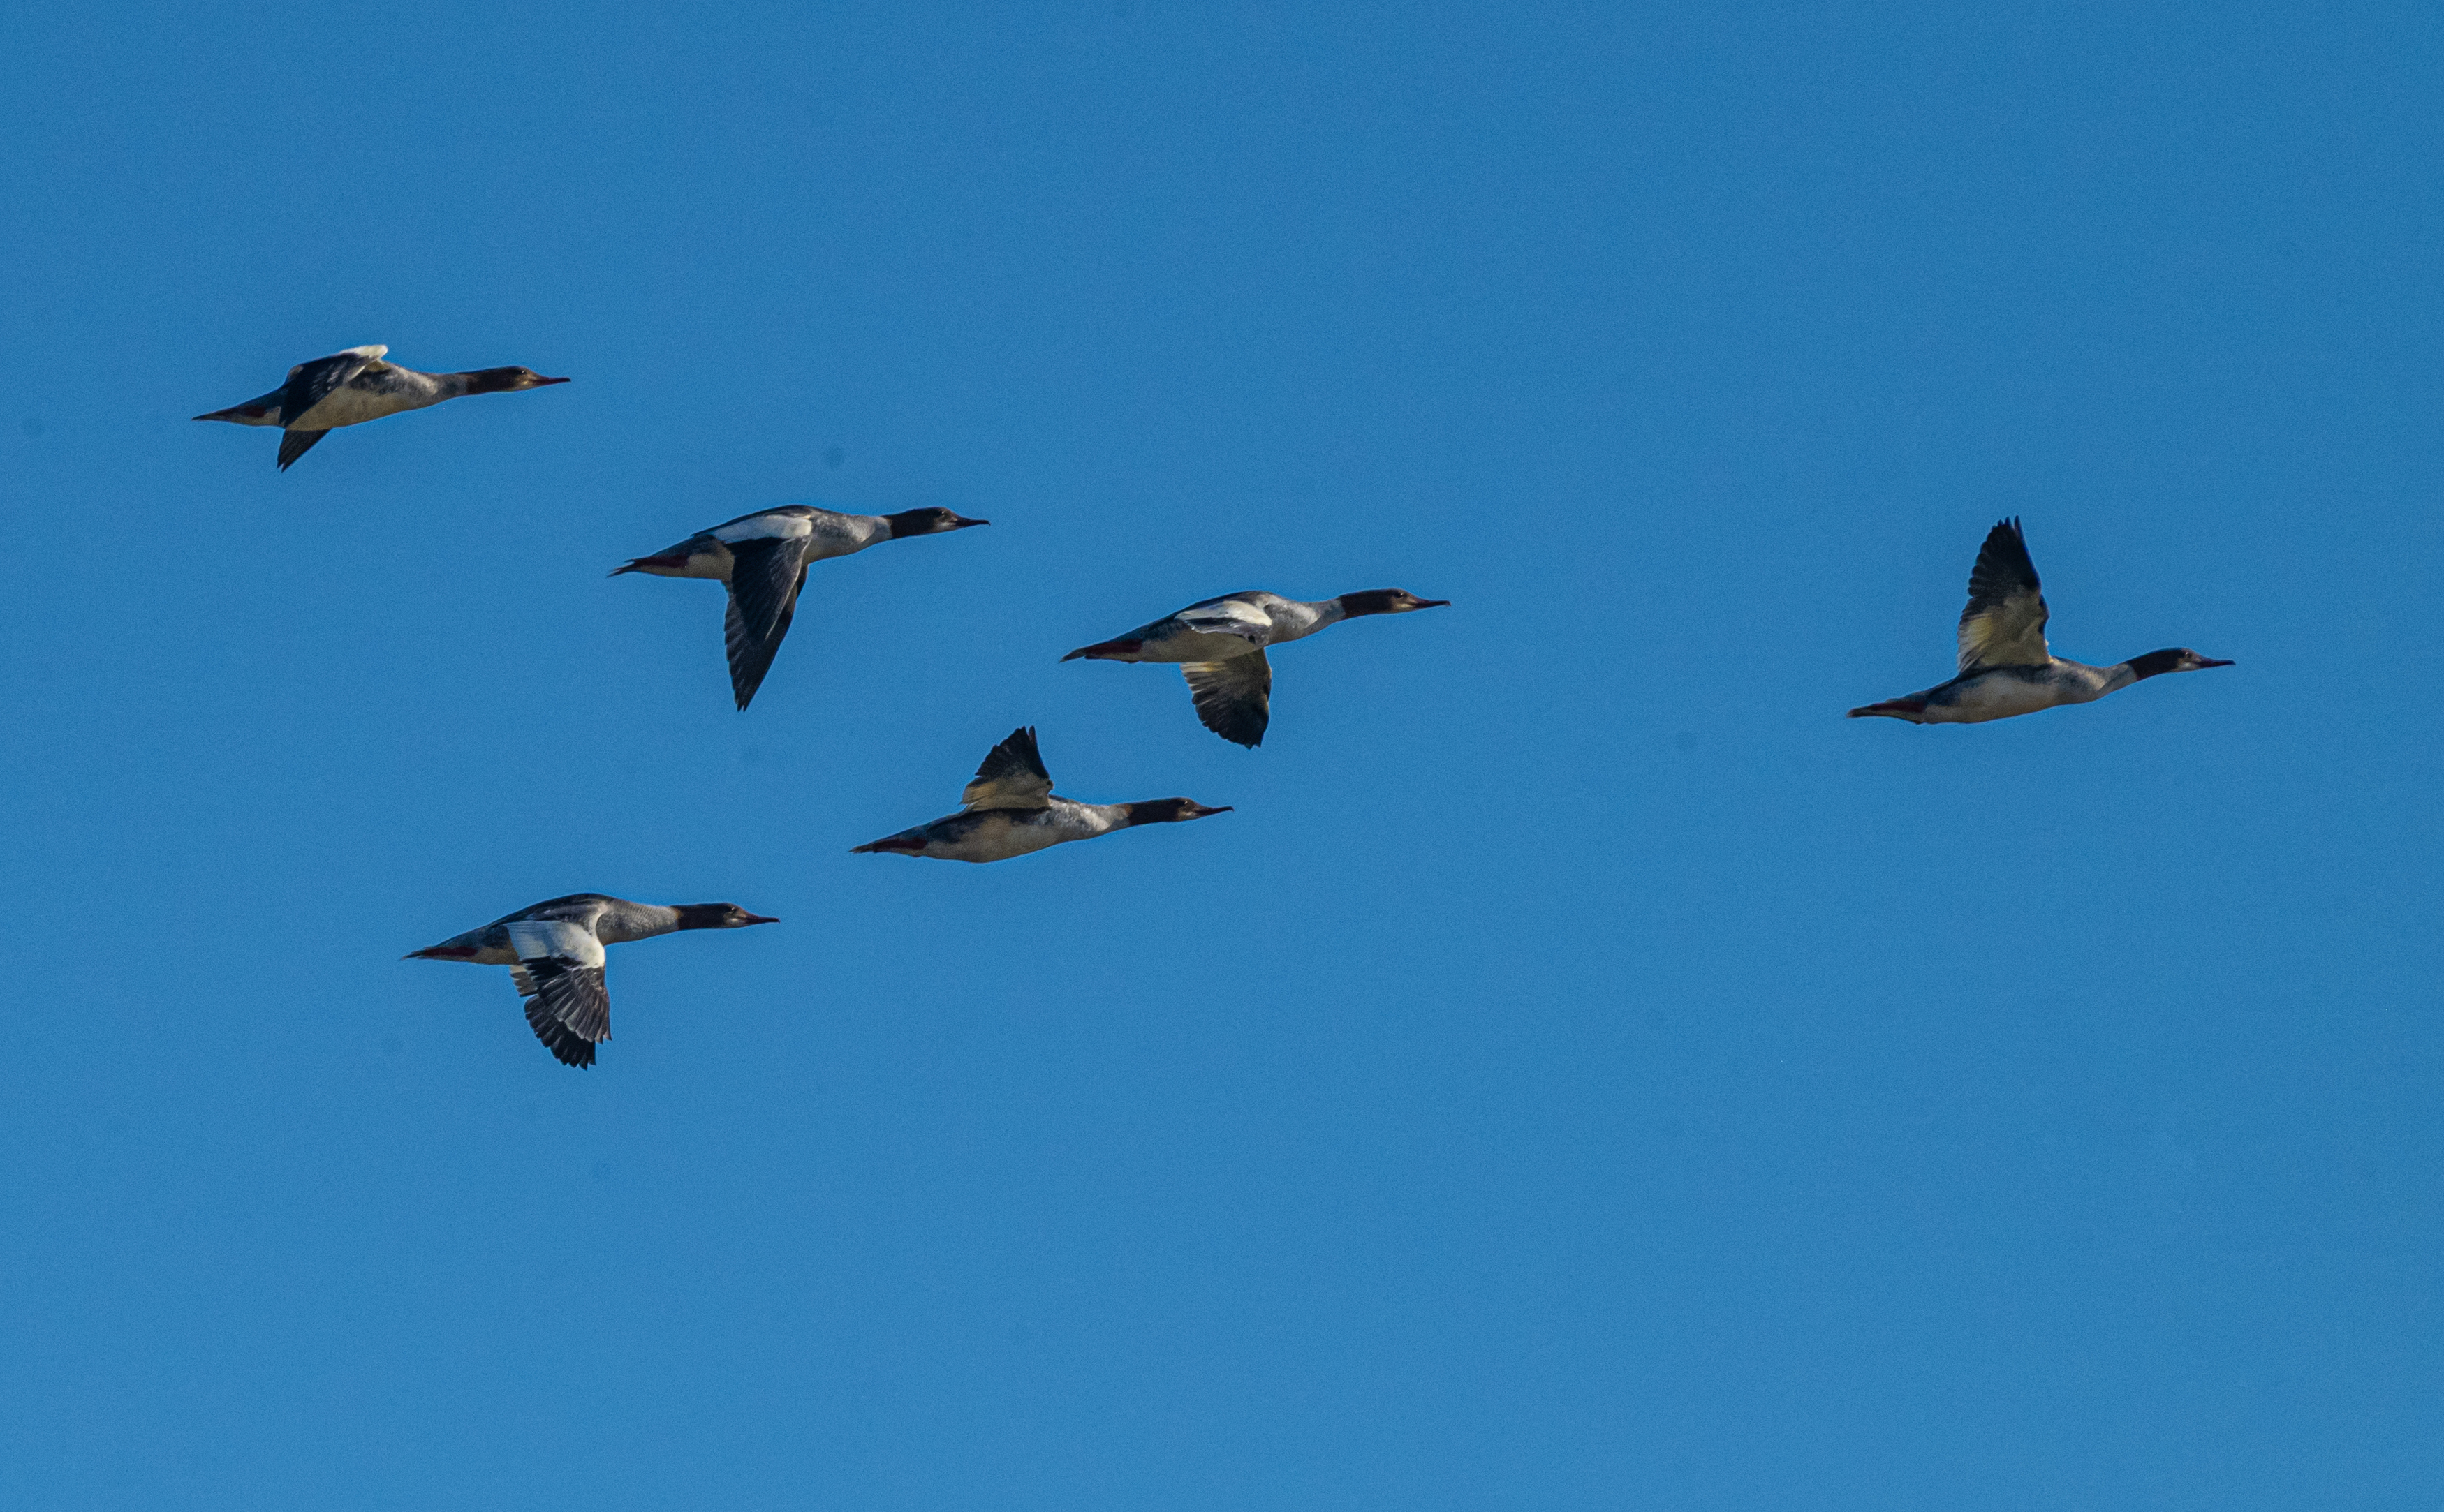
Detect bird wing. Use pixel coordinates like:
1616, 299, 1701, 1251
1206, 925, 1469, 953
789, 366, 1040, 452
722, 561, 808, 710
277, 347, 384, 431
504, 919, 610, 1068
1956, 517, 2051, 670
1172, 595, 1276, 646
1181, 651, 1272, 747
726, 533, 814, 644
962, 726, 1055, 810
274, 429, 329, 470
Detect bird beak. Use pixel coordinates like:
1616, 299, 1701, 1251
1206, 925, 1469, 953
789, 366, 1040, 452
1415, 598, 1451, 609
1195, 804, 1234, 817
951, 514, 990, 528
2198, 658, 2235, 668
742, 914, 781, 926
531, 375, 573, 387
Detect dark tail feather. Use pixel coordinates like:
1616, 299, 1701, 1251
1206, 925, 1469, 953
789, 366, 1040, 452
851, 834, 924, 854
1063, 637, 1142, 662
194, 402, 277, 423
1847, 697, 1929, 719
276, 429, 328, 470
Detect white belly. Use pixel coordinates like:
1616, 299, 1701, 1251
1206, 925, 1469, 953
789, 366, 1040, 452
1928, 673, 2075, 723
295, 387, 434, 430
929, 808, 1110, 862
934, 815, 1059, 862
1138, 629, 1264, 664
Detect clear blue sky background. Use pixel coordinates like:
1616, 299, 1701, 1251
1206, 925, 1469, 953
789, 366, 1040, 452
1, 2, 2438, 1506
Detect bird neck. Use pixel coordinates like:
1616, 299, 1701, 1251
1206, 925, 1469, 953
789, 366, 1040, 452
445, 368, 524, 396
2122, 649, 2187, 681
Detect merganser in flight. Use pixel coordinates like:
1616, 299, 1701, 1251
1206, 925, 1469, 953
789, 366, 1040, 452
405, 894, 776, 1067
1848, 517, 2232, 724
1061, 588, 1448, 746
612, 503, 988, 709
196, 346, 568, 470
852, 726, 1229, 863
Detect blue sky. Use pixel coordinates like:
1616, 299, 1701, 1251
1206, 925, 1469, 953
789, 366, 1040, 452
1, 1, 2439, 1506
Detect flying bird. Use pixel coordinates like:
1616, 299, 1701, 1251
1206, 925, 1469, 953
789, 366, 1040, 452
405, 894, 776, 1067
852, 726, 1230, 863
614, 504, 988, 709
194, 345, 568, 470
1848, 517, 2232, 724
1061, 588, 1448, 746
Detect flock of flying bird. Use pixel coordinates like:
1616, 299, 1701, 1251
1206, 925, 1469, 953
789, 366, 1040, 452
198, 343, 2236, 1067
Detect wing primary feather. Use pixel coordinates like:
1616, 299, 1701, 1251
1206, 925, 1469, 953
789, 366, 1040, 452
723, 577, 803, 709
275, 429, 327, 470
726, 537, 810, 644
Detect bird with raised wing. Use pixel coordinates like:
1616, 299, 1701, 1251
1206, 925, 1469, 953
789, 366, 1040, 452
1848, 517, 2232, 724
852, 726, 1229, 863
195, 345, 569, 470
1061, 588, 1448, 746
614, 504, 989, 709
405, 894, 776, 1067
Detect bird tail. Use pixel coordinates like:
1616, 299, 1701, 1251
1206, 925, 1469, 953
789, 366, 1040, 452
193, 401, 279, 424
1846, 697, 1929, 720
1061, 637, 1143, 662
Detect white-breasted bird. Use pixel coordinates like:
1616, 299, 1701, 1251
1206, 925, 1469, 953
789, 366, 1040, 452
1061, 588, 1448, 746
852, 726, 1230, 863
1848, 517, 2232, 724
194, 345, 568, 470
405, 894, 776, 1067
614, 503, 988, 709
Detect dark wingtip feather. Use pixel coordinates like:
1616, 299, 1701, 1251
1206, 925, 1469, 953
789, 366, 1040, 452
524, 993, 602, 1067
722, 593, 793, 711
274, 428, 327, 470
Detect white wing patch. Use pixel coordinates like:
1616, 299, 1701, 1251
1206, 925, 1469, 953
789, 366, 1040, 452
339, 344, 389, 360
1173, 598, 1274, 646
712, 514, 815, 544
505, 919, 606, 968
